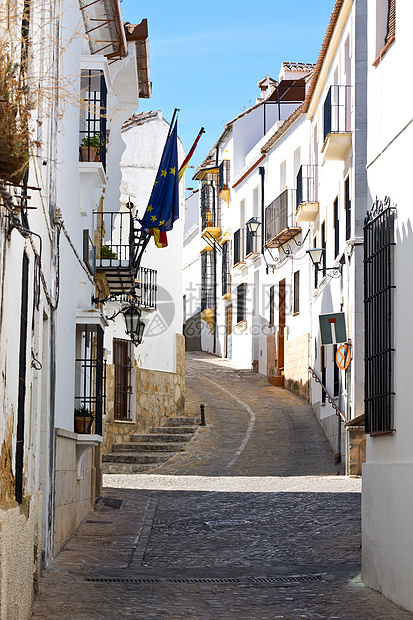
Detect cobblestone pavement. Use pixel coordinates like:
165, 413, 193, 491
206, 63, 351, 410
32, 353, 413, 619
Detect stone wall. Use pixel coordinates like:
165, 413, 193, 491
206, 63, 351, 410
0, 493, 42, 619
103, 334, 185, 453
284, 333, 310, 400
54, 429, 96, 557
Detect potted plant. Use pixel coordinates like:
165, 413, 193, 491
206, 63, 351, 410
79, 133, 101, 162
74, 406, 95, 434
100, 244, 118, 259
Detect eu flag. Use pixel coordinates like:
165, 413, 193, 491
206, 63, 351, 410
139, 122, 179, 232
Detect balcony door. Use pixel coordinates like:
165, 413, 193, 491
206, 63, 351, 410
226, 305, 232, 360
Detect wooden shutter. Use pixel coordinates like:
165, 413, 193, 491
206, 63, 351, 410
385, 0, 396, 43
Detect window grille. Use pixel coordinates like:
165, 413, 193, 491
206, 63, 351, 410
345, 176, 351, 240
265, 189, 295, 243
75, 324, 105, 435
201, 184, 220, 228
222, 241, 231, 296
313, 237, 319, 288
80, 69, 107, 170
201, 252, 214, 310
293, 270, 300, 314
364, 198, 396, 434
237, 283, 247, 324
137, 267, 157, 309
113, 339, 133, 421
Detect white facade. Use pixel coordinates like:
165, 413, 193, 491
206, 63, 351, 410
105, 110, 184, 375
362, 0, 413, 611
0, 1, 146, 615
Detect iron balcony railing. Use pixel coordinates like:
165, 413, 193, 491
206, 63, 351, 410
201, 183, 221, 230
218, 160, 230, 194
115, 267, 157, 310
79, 69, 107, 170
265, 189, 296, 244
296, 165, 318, 210
201, 252, 214, 310
93, 210, 141, 294
323, 85, 352, 142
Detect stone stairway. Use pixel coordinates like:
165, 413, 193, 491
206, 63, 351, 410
102, 416, 199, 474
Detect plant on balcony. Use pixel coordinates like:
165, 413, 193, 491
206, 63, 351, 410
100, 244, 118, 259
74, 406, 95, 434
80, 133, 101, 162
0, 52, 31, 183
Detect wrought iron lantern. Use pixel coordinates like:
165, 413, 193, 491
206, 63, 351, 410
307, 247, 324, 268
246, 217, 261, 235
122, 303, 145, 346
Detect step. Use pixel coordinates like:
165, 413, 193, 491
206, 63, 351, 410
163, 416, 197, 426
150, 426, 197, 435
102, 463, 155, 474
102, 452, 170, 465
112, 442, 184, 453
131, 433, 194, 443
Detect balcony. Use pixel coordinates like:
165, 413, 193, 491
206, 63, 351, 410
322, 85, 352, 161
79, 69, 107, 170
93, 210, 139, 295
296, 165, 319, 223
116, 267, 157, 310
201, 183, 221, 240
218, 160, 230, 204
265, 189, 301, 249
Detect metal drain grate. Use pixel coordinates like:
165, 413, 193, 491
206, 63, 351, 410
85, 575, 324, 585
250, 575, 323, 584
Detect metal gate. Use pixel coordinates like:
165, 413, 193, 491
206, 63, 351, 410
364, 197, 396, 434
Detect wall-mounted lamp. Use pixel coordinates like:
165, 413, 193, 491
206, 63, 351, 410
123, 302, 145, 346
126, 197, 134, 210
246, 217, 261, 235
306, 248, 342, 276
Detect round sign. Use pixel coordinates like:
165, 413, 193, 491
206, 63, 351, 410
336, 344, 351, 370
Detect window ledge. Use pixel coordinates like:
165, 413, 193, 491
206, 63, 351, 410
373, 36, 395, 67
234, 320, 247, 332
293, 311, 300, 317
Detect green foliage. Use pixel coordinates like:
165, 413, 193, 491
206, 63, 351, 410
81, 133, 102, 156
100, 244, 118, 259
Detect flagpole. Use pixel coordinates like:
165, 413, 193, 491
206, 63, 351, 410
167, 108, 180, 139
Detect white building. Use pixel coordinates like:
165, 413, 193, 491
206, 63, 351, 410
362, 0, 413, 612
100, 111, 186, 464
0, 2, 148, 615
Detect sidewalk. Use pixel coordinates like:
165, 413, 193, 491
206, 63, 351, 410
31, 353, 412, 619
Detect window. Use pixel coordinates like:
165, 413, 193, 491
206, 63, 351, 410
246, 226, 258, 256
269, 285, 274, 326
345, 176, 351, 240
222, 241, 231, 296
79, 69, 107, 169
201, 251, 215, 310
364, 198, 395, 433
374, 0, 396, 63
334, 197, 339, 258
15, 253, 29, 504
233, 229, 245, 265
293, 270, 300, 314
75, 324, 105, 435
201, 184, 215, 229
237, 283, 247, 324
113, 339, 132, 421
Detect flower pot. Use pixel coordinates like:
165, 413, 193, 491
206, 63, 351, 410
79, 146, 97, 162
74, 416, 92, 434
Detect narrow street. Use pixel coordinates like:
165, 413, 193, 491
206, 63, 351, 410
32, 353, 412, 619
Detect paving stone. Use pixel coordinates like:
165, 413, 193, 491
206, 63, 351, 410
31, 353, 413, 619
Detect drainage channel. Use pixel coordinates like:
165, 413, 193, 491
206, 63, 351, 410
85, 575, 325, 585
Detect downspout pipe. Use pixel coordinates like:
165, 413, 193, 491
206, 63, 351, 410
259, 166, 265, 257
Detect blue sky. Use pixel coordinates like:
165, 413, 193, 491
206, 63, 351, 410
121, 1, 335, 187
